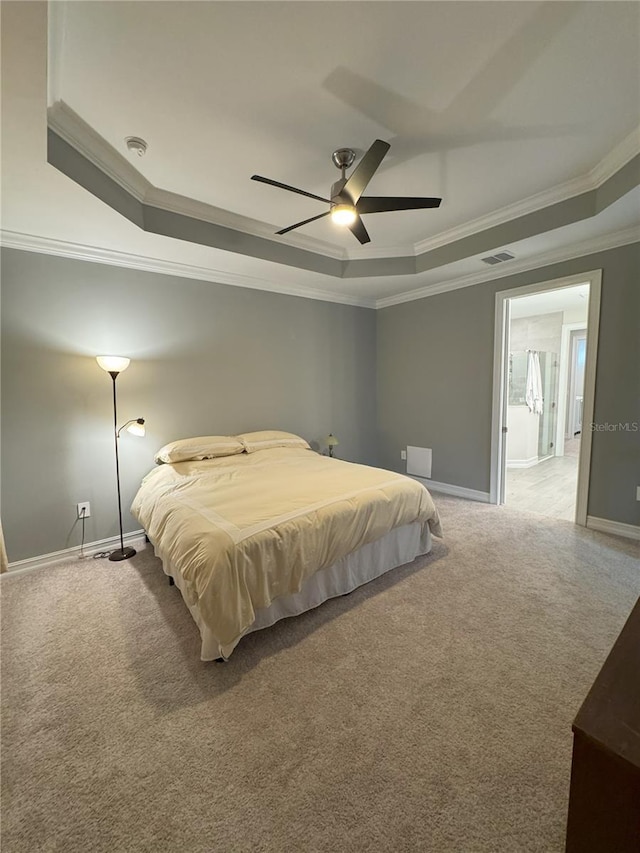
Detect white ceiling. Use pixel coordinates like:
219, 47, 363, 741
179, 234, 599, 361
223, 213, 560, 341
510, 283, 589, 319
2, 1, 639, 305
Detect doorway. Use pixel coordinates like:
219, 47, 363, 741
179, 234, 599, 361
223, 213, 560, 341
490, 271, 602, 525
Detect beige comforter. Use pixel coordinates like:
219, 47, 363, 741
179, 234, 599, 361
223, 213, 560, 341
131, 447, 442, 657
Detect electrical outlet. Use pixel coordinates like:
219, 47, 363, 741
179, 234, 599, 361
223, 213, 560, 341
77, 501, 91, 519
400, 450, 407, 461
636, 486, 640, 502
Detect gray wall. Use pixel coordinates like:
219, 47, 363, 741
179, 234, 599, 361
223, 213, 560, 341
3, 242, 638, 562
1, 249, 377, 561
377, 242, 640, 526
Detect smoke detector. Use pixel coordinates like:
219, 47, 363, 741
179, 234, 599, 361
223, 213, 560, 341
125, 136, 148, 157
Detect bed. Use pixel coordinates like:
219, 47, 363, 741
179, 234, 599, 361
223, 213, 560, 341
131, 431, 442, 660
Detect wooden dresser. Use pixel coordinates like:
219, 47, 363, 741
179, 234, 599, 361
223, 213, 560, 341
565, 595, 640, 852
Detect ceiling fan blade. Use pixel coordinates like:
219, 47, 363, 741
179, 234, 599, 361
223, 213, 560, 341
251, 175, 332, 205
357, 196, 442, 214
348, 215, 371, 245
276, 211, 331, 235
341, 139, 390, 205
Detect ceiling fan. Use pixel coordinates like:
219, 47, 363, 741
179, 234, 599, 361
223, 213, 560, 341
251, 139, 441, 245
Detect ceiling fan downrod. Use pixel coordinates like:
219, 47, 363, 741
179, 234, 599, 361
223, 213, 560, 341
330, 148, 356, 201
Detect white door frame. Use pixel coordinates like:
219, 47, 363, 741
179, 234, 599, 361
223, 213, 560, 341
490, 269, 602, 525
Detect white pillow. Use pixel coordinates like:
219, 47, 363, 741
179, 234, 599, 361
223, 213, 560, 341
237, 430, 310, 453
155, 435, 244, 464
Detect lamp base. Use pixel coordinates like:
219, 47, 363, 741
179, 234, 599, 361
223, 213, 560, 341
109, 546, 137, 562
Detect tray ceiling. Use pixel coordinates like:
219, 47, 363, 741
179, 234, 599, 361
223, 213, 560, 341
1, 1, 639, 304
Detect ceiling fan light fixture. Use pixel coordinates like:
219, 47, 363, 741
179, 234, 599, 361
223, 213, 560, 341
331, 204, 357, 226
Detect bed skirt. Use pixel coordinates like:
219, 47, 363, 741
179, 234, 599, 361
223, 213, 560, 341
156, 521, 432, 660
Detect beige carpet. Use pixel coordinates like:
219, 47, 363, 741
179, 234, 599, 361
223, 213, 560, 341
2, 496, 639, 853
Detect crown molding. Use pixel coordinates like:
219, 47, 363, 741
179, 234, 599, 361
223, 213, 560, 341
0, 230, 376, 309
345, 243, 416, 261
47, 101, 349, 261
46, 102, 418, 261
145, 187, 347, 261
413, 125, 640, 256
47, 103, 639, 274
590, 125, 640, 186
48, 101, 152, 203
3, 226, 637, 312
375, 225, 640, 309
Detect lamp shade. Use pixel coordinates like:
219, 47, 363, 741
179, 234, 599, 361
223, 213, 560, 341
127, 419, 146, 437
326, 434, 339, 447
96, 355, 131, 374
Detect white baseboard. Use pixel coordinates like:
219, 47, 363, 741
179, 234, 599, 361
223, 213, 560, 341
409, 476, 491, 503
586, 516, 640, 542
507, 456, 540, 469
4, 530, 147, 576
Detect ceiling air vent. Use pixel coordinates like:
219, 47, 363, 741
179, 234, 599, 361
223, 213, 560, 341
481, 250, 515, 265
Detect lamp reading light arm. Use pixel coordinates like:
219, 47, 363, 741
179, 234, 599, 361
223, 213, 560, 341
116, 418, 146, 438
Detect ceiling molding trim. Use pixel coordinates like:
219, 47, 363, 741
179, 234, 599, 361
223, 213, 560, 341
590, 125, 640, 186
47, 101, 151, 203
145, 188, 346, 261
49, 101, 638, 270
376, 226, 640, 309
345, 243, 416, 261
48, 129, 347, 278
46, 102, 421, 261
47, 102, 348, 260
3, 226, 636, 312
47, 104, 639, 279
0, 230, 376, 309
413, 125, 640, 256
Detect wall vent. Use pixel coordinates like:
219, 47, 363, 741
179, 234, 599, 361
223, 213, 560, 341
481, 250, 515, 265
407, 446, 432, 479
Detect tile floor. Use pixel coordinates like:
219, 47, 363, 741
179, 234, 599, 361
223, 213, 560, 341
505, 438, 580, 521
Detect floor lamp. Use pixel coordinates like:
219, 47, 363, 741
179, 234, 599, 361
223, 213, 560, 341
96, 356, 145, 562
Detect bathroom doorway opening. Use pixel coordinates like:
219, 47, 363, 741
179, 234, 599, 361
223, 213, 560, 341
490, 271, 602, 525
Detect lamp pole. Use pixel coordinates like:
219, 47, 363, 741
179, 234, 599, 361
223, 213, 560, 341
109, 370, 136, 561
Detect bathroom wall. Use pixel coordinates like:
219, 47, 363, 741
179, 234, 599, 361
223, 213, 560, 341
507, 312, 563, 464
510, 311, 563, 357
